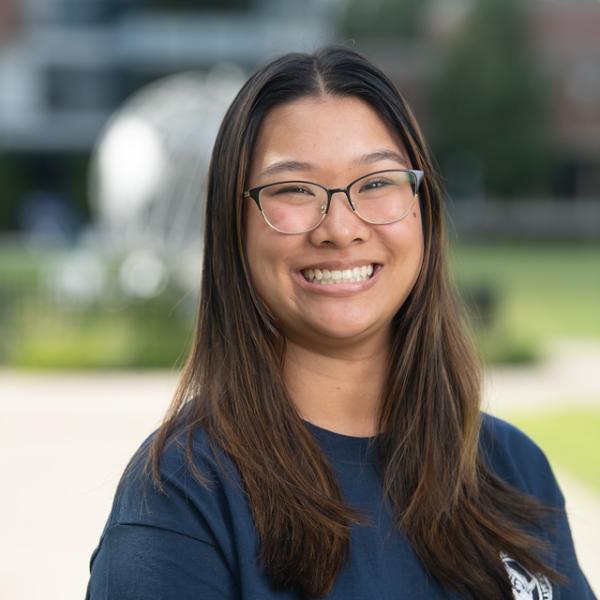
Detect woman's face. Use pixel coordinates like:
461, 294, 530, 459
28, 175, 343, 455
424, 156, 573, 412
244, 95, 424, 350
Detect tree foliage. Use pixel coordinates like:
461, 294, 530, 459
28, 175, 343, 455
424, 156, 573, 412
429, 0, 554, 198
340, 0, 429, 40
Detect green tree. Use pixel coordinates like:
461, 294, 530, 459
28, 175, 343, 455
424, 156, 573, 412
429, 0, 553, 198
340, 0, 429, 40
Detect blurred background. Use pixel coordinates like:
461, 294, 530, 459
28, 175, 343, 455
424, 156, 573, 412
0, 0, 598, 597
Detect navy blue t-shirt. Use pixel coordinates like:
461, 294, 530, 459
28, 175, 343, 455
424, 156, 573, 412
86, 414, 595, 599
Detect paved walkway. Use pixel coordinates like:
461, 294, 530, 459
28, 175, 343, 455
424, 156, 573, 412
1, 341, 598, 599
484, 339, 600, 414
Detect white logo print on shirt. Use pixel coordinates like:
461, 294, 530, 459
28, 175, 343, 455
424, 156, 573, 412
501, 554, 553, 600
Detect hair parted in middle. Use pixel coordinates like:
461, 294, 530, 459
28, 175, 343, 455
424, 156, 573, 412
147, 46, 563, 599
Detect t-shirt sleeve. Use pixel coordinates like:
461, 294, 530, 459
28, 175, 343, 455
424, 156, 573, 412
86, 434, 242, 600
481, 414, 597, 599
86, 523, 237, 600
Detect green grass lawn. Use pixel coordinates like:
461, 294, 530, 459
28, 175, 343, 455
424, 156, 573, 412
505, 409, 600, 494
450, 242, 600, 363
1, 240, 599, 368
451, 241, 600, 340
0, 241, 193, 369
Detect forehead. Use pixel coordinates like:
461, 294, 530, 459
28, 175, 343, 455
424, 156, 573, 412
248, 95, 408, 181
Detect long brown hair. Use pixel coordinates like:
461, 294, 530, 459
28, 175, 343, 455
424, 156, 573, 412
147, 47, 562, 599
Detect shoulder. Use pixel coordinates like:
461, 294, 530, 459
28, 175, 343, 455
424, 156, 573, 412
87, 425, 246, 597
479, 413, 564, 508
480, 415, 597, 597
106, 423, 245, 543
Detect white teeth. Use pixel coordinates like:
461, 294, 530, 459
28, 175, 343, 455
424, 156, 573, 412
302, 264, 376, 284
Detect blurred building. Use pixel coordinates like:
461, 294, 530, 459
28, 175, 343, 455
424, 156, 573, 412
0, 0, 335, 153
354, 0, 600, 201
529, 2, 600, 197
0, 0, 598, 236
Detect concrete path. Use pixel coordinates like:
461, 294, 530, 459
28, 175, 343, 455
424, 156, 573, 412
484, 339, 600, 414
0, 342, 598, 599
0, 371, 177, 600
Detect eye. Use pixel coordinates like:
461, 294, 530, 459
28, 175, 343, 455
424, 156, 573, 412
274, 185, 315, 196
358, 178, 393, 193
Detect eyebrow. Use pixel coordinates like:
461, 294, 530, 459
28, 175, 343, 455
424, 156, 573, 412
258, 160, 314, 178
257, 149, 409, 179
353, 149, 409, 168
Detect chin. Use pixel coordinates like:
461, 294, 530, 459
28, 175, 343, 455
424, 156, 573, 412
299, 318, 384, 345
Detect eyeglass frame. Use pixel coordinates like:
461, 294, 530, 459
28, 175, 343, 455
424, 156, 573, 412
243, 168, 425, 234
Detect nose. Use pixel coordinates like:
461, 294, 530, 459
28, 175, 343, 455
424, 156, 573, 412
308, 189, 370, 247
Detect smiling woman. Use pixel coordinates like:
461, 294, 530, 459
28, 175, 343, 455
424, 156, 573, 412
85, 47, 594, 600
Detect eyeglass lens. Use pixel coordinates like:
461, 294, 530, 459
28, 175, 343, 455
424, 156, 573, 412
258, 170, 418, 234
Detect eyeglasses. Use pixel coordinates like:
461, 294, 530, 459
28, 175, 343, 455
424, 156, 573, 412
243, 169, 424, 234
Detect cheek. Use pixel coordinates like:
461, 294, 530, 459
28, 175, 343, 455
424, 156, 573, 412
246, 237, 272, 297
245, 238, 278, 321
410, 200, 424, 258
391, 204, 423, 251
245, 210, 294, 301
245, 208, 271, 302
245, 202, 274, 274
383, 208, 424, 287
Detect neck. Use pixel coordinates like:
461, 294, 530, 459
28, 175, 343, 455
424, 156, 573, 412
283, 336, 389, 437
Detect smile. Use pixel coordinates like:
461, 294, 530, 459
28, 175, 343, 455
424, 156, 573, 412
301, 264, 375, 285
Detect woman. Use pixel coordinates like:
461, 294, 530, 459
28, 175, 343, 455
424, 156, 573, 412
86, 47, 594, 599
